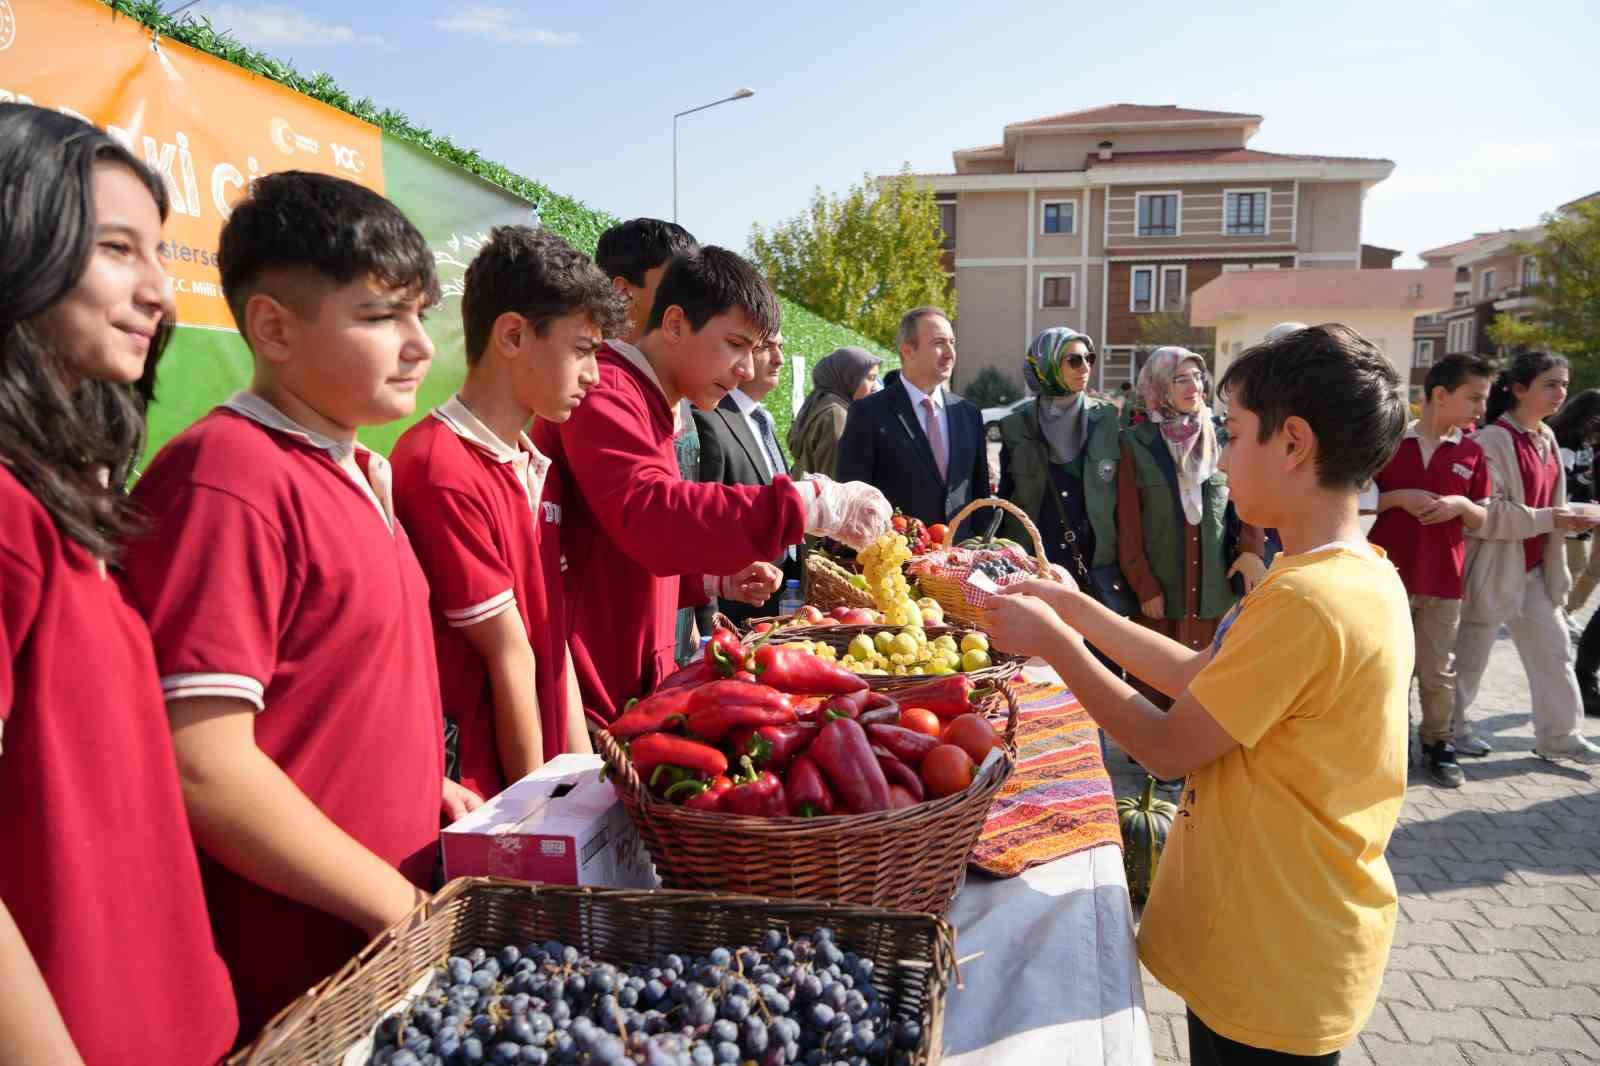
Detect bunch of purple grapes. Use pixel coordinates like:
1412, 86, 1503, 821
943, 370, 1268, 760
367, 926, 924, 1066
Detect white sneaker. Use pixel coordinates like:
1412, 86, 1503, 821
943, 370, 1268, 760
1534, 735, 1600, 765
1453, 730, 1493, 757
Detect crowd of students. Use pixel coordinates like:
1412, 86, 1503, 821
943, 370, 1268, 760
4, 99, 1597, 1066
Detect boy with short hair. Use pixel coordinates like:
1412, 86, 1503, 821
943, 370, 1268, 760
1368, 354, 1494, 786
987, 324, 1412, 1063
392, 226, 623, 799
535, 247, 892, 721
120, 171, 471, 1038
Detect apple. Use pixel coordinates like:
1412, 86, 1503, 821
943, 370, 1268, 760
796, 605, 826, 624
837, 608, 878, 625
829, 606, 857, 621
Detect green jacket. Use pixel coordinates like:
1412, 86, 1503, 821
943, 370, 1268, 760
1122, 420, 1234, 619
997, 397, 1121, 568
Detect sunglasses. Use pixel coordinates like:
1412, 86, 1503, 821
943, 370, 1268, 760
1064, 352, 1097, 368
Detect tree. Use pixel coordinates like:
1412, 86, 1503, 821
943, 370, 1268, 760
749, 167, 954, 350
1134, 309, 1216, 383
963, 366, 1023, 408
1487, 200, 1600, 381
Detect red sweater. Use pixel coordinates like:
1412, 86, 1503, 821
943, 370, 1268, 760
536, 344, 806, 721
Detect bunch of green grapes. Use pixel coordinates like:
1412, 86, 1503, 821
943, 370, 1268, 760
858, 533, 919, 627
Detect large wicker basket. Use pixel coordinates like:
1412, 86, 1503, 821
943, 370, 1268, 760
232, 879, 955, 1066
917, 498, 1060, 628
597, 685, 1017, 916
803, 550, 875, 612
760, 624, 1025, 695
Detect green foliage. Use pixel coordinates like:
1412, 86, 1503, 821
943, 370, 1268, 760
962, 366, 1023, 409
1486, 201, 1600, 382
749, 168, 955, 350
1136, 310, 1213, 355
98, 0, 894, 444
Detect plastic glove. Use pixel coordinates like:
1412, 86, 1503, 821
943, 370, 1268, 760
801, 474, 893, 550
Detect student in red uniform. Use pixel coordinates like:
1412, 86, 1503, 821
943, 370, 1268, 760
0, 104, 237, 1065
1368, 354, 1494, 788
536, 247, 894, 721
393, 227, 625, 797
120, 171, 478, 1040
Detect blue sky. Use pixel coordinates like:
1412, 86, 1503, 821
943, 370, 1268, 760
192, 1, 1598, 266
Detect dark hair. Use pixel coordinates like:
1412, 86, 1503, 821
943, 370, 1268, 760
895, 306, 951, 351
1424, 353, 1494, 400
1219, 323, 1407, 489
643, 247, 781, 337
0, 103, 171, 560
1484, 351, 1568, 426
594, 218, 698, 287
218, 170, 439, 339
1549, 388, 1600, 450
461, 226, 627, 364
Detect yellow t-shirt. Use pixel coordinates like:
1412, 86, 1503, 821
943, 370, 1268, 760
1137, 545, 1412, 1056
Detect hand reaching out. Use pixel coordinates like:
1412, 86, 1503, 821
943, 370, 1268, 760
719, 561, 784, 606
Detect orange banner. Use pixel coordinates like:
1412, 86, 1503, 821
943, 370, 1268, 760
0, 0, 383, 329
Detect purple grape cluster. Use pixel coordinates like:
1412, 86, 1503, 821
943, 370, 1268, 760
367, 927, 922, 1066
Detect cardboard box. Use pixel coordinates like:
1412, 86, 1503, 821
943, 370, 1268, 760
442, 754, 656, 889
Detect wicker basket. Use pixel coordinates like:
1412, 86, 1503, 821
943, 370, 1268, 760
803, 551, 875, 612
917, 498, 1059, 628
761, 624, 1024, 695
232, 880, 955, 1066
597, 685, 1017, 916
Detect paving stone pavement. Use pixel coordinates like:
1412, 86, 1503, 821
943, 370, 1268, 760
1111, 596, 1600, 1065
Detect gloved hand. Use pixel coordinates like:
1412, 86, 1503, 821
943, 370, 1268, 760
801, 474, 893, 550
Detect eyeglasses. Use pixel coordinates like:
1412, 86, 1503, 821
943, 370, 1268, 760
1064, 353, 1097, 368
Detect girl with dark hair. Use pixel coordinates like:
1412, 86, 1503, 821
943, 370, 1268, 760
0, 104, 237, 1062
1453, 353, 1600, 762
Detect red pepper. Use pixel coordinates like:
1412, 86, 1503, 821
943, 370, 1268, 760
751, 644, 868, 696
887, 784, 919, 809
864, 723, 939, 767
723, 758, 789, 817
732, 670, 758, 683
809, 718, 891, 814
684, 680, 797, 742
874, 751, 925, 802
728, 722, 819, 772
654, 659, 716, 693
629, 733, 728, 778
609, 686, 696, 739
821, 689, 870, 720
890, 675, 994, 719
786, 754, 835, 817
857, 694, 901, 728
669, 774, 733, 811
708, 626, 744, 669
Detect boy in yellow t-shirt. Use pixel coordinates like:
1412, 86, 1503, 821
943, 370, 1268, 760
988, 324, 1412, 1063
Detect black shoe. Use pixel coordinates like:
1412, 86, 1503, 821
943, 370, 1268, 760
1581, 676, 1600, 718
1422, 741, 1465, 789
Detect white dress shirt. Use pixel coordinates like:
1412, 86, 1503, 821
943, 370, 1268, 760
900, 376, 950, 458
729, 388, 784, 481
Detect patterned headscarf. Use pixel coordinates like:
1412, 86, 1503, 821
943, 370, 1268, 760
1023, 327, 1094, 464
1137, 346, 1218, 525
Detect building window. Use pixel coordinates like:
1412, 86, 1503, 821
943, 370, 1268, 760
1131, 266, 1155, 312
1223, 190, 1269, 236
1453, 292, 1470, 308
1520, 256, 1539, 287
1040, 274, 1074, 308
1222, 262, 1281, 272
1136, 193, 1179, 237
1041, 200, 1076, 235
1160, 265, 1186, 311
1414, 339, 1435, 367
936, 200, 957, 251
1447, 318, 1476, 354
1480, 269, 1496, 299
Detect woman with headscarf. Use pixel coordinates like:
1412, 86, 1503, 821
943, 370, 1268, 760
996, 328, 1126, 600
788, 346, 882, 479
1118, 347, 1266, 695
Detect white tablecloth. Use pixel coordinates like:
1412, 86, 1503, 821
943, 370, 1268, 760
940, 844, 1153, 1065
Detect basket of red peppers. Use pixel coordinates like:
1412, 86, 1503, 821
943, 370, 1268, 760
596, 625, 1017, 917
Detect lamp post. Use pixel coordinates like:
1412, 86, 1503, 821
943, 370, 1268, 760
673, 88, 754, 223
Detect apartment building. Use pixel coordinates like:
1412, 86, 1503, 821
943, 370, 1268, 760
914, 104, 1394, 391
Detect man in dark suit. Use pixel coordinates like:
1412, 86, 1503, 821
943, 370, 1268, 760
835, 306, 987, 538
693, 330, 802, 626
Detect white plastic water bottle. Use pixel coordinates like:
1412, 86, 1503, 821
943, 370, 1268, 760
779, 579, 803, 616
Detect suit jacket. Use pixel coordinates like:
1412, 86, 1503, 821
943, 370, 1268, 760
835, 379, 988, 538
693, 395, 801, 626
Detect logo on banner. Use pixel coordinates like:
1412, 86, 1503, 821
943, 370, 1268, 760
269, 117, 319, 157
330, 141, 366, 175
0, 1, 17, 52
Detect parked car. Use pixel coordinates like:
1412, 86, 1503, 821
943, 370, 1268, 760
981, 396, 1033, 442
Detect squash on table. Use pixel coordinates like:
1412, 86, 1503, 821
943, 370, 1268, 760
1118, 776, 1177, 905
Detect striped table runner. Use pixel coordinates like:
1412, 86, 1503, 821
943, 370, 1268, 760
970, 680, 1123, 877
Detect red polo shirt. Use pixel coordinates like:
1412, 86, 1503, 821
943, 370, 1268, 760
0, 469, 237, 1066
1503, 417, 1559, 571
393, 397, 571, 799
1368, 424, 1492, 599
536, 342, 808, 721
121, 395, 444, 1039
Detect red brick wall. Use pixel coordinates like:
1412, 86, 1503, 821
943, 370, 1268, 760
1105, 257, 1295, 346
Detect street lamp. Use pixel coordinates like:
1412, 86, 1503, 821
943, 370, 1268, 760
673, 88, 754, 223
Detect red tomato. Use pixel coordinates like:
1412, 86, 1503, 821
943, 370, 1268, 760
891, 515, 909, 533
927, 523, 949, 545
898, 707, 943, 738
921, 744, 976, 798
887, 784, 919, 809
941, 713, 1000, 766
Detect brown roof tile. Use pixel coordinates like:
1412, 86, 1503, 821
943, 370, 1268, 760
1008, 103, 1262, 130
1087, 147, 1390, 168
